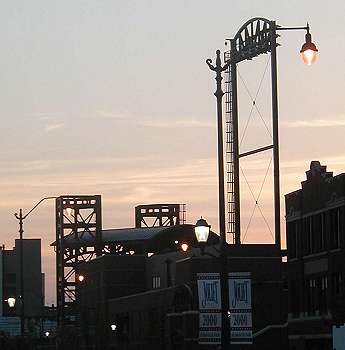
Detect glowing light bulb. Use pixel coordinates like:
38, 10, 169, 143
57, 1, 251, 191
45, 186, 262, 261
77, 275, 85, 282
194, 217, 210, 243
300, 29, 318, 66
7, 297, 16, 308
301, 49, 317, 66
181, 243, 189, 252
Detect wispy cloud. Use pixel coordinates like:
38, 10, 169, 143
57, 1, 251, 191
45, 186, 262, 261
96, 111, 214, 129
139, 119, 215, 129
0, 155, 156, 177
29, 112, 62, 121
282, 118, 345, 128
44, 123, 64, 132
39, 116, 54, 121
97, 110, 128, 119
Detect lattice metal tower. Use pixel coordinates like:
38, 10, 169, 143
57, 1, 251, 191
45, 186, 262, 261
55, 195, 102, 326
135, 203, 186, 228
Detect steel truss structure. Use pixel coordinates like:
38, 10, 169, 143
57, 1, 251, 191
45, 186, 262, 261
135, 203, 186, 228
55, 199, 186, 327
224, 17, 281, 247
55, 195, 102, 326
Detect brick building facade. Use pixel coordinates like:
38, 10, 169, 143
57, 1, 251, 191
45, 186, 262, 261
286, 161, 345, 349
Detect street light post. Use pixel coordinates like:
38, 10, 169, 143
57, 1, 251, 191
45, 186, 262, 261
206, 50, 229, 247
204, 17, 318, 349
14, 196, 57, 337
206, 50, 231, 350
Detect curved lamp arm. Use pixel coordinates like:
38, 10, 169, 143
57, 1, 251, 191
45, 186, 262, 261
15, 196, 58, 221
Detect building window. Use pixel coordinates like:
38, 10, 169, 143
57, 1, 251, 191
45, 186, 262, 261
321, 213, 327, 251
312, 214, 324, 253
302, 217, 313, 255
332, 272, 342, 296
288, 222, 297, 259
306, 278, 316, 315
152, 276, 161, 289
330, 208, 340, 249
319, 276, 328, 314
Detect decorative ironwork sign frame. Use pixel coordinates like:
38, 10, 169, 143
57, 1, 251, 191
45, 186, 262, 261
231, 17, 275, 63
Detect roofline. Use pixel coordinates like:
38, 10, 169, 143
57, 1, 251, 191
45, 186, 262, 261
51, 223, 214, 247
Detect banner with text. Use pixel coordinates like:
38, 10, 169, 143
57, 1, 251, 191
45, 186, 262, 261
197, 273, 221, 345
228, 272, 252, 344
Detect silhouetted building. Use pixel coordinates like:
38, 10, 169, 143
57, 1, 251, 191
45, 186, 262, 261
77, 224, 219, 349
0, 239, 43, 334
78, 226, 287, 350
286, 161, 345, 350
173, 244, 287, 350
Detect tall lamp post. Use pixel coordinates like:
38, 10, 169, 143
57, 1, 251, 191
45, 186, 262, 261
14, 196, 57, 337
204, 18, 317, 349
205, 49, 231, 350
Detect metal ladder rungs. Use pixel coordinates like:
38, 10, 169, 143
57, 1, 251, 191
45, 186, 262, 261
225, 56, 235, 243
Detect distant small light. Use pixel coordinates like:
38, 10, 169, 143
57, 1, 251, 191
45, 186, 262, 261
174, 240, 179, 244
181, 243, 189, 252
45, 331, 50, 337
78, 275, 85, 282
148, 252, 154, 257
110, 324, 117, 331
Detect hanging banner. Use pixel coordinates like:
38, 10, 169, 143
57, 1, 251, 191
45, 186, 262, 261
197, 273, 221, 345
228, 272, 252, 344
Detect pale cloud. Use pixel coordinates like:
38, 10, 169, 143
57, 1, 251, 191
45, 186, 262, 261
0, 155, 157, 177
139, 119, 215, 129
29, 113, 56, 119
282, 117, 345, 128
2, 154, 342, 199
44, 123, 64, 132
97, 110, 128, 119
39, 116, 54, 121
0, 156, 217, 197
0, 160, 51, 174
96, 112, 214, 128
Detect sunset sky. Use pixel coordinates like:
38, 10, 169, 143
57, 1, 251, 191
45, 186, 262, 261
1, 0, 344, 304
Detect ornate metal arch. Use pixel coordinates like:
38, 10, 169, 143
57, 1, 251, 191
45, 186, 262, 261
231, 17, 274, 63
223, 17, 282, 247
